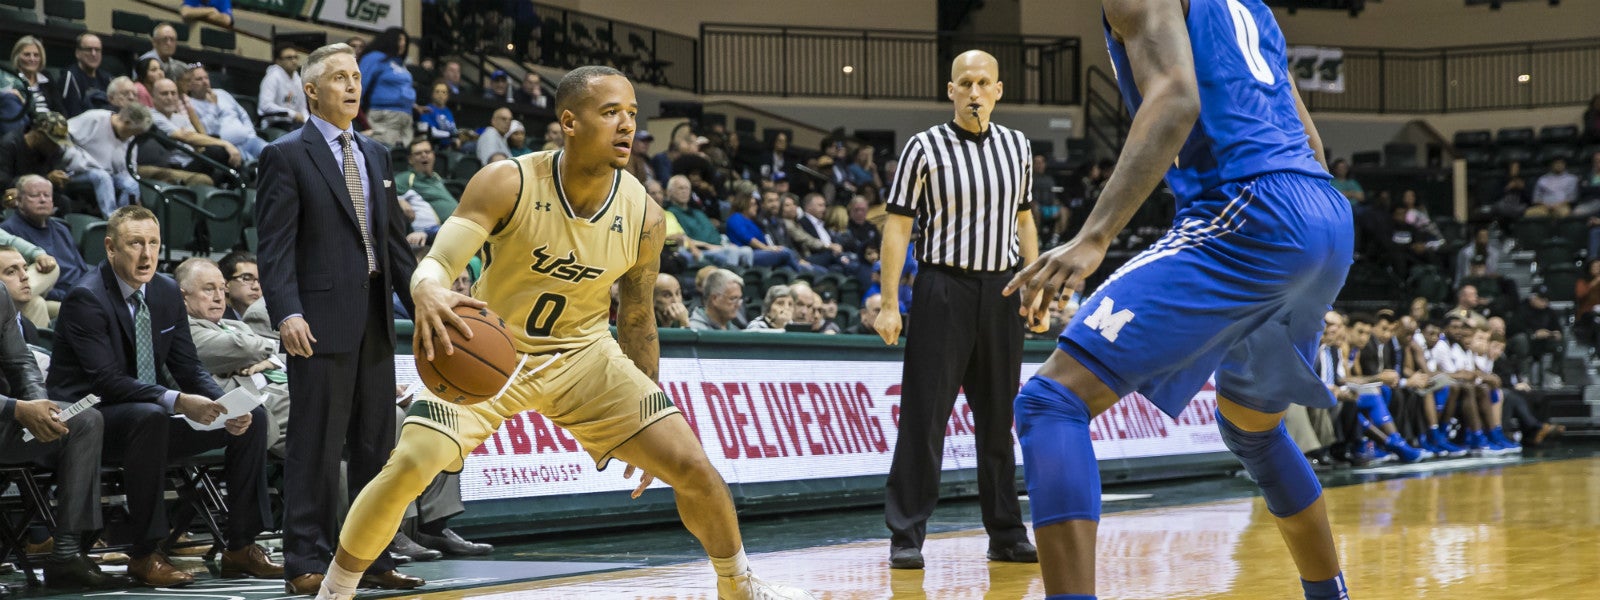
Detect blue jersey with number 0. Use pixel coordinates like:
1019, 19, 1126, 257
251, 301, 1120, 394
1103, 0, 1327, 205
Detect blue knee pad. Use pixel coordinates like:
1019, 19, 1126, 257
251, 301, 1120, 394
1217, 413, 1322, 518
1015, 376, 1101, 527
1490, 388, 1501, 404
1433, 387, 1451, 411
1356, 392, 1393, 427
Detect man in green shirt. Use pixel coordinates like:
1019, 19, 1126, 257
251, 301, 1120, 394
396, 139, 457, 221
663, 174, 751, 267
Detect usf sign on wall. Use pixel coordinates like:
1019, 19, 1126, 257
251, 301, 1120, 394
313, 0, 404, 32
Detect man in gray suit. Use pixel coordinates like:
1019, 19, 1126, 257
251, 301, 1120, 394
0, 286, 123, 589
175, 258, 487, 561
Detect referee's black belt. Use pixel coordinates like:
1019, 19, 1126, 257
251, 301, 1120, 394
922, 263, 1018, 278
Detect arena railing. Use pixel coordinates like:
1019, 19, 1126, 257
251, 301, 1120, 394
699, 24, 1082, 105
1302, 36, 1600, 113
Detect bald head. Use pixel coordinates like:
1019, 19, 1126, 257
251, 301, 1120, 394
948, 49, 1002, 132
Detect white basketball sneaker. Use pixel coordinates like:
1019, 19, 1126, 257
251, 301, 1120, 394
717, 571, 817, 600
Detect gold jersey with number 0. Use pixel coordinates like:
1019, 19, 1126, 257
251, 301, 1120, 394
475, 150, 647, 355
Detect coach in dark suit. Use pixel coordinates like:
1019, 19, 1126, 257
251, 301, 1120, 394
255, 42, 419, 594
49, 206, 277, 587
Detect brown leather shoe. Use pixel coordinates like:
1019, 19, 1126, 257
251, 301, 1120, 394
284, 573, 323, 595
167, 533, 210, 557
128, 553, 194, 587
359, 569, 425, 590
219, 544, 284, 579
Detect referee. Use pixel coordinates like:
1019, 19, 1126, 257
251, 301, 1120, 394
876, 49, 1042, 570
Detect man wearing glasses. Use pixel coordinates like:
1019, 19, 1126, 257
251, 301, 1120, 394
139, 23, 188, 83
62, 33, 110, 118
259, 46, 307, 130
218, 250, 261, 323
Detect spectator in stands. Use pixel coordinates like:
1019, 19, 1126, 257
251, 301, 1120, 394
745, 285, 794, 331
1030, 155, 1067, 246
791, 192, 854, 267
398, 139, 456, 221
133, 57, 166, 108
626, 130, 655, 184
1580, 151, 1600, 208
847, 145, 882, 191
505, 120, 532, 157
654, 273, 689, 328
790, 282, 839, 335
847, 293, 882, 335
1455, 226, 1501, 285
139, 24, 189, 83
51, 206, 279, 586
148, 78, 240, 185
186, 65, 268, 162
0, 112, 70, 200
106, 76, 138, 111
517, 71, 549, 109
1584, 94, 1600, 144
218, 250, 259, 322
760, 131, 792, 183
542, 120, 564, 151
725, 184, 819, 273
62, 33, 111, 118
3, 37, 62, 119
1577, 259, 1600, 351
3, 174, 90, 304
1509, 284, 1562, 381
483, 70, 515, 103
67, 104, 150, 217
440, 60, 470, 98
1447, 284, 1491, 327
475, 107, 513, 164
689, 269, 743, 331
358, 28, 418, 149
1526, 158, 1579, 218
662, 175, 747, 268
418, 81, 458, 150
1491, 334, 1562, 446
180, 0, 234, 28
345, 36, 367, 58
0, 283, 119, 589
1328, 158, 1363, 204
1462, 254, 1518, 316
259, 45, 308, 129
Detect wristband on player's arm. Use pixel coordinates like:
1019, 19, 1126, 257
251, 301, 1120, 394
413, 216, 489, 291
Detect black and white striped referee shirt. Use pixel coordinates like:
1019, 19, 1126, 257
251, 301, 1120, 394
885, 121, 1033, 272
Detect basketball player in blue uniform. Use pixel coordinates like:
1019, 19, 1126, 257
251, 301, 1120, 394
1004, 1, 1351, 599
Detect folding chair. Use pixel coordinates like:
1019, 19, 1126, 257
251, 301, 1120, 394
0, 466, 56, 587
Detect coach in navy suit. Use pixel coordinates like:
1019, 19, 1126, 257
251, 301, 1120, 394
49, 206, 277, 587
254, 42, 419, 593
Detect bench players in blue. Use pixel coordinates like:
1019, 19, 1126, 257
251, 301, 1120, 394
1004, 1, 1353, 599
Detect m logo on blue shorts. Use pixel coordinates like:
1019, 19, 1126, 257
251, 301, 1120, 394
1084, 297, 1136, 342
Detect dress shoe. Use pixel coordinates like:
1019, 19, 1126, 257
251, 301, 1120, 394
219, 544, 284, 579
24, 538, 52, 555
92, 540, 129, 565
167, 533, 210, 557
389, 532, 443, 562
359, 569, 425, 590
42, 554, 131, 590
128, 553, 194, 587
987, 541, 1039, 563
388, 551, 413, 565
284, 573, 323, 595
888, 546, 924, 570
414, 528, 493, 556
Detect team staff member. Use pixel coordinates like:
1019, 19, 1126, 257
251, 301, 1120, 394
875, 49, 1042, 570
255, 42, 419, 594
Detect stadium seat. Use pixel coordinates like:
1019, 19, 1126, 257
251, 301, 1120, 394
765, 268, 795, 288
1555, 217, 1588, 246
43, 0, 84, 29
1511, 219, 1552, 250
203, 188, 245, 252
1495, 145, 1534, 168
200, 28, 236, 52
110, 10, 152, 36
1496, 127, 1535, 147
394, 320, 414, 354
243, 226, 258, 252
1461, 147, 1495, 170
1535, 144, 1579, 166
1539, 125, 1580, 145
443, 179, 467, 200
835, 303, 859, 330
1351, 151, 1382, 167
1453, 130, 1492, 149
0, 0, 40, 25
1536, 241, 1578, 272
80, 222, 108, 265
58, 213, 102, 249
1543, 264, 1580, 302
1383, 143, 1418, 168
450, 155, 482, 181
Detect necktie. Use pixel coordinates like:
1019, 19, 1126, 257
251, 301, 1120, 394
133, 290, 156, 384
340, 132, 377, 273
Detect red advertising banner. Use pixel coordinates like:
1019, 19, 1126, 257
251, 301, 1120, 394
396, 357, 1227, 502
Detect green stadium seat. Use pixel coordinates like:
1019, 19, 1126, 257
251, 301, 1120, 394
43, 0, 84, 28
111, 10, 152, 36
1543, 265, 1580, 302
1511, 219, 1552, 250
202, 188, 245, 252
449, 155, 482, 181
244, 227, 258, 252
79, 222, 107, 265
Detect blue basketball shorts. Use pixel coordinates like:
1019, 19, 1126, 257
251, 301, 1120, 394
1058, 172, 1354, 418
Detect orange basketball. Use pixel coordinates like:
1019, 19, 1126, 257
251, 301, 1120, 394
417, 306, 518, 405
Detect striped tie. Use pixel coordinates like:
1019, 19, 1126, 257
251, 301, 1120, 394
132, 290, 156, 384
340, 132, 377, 273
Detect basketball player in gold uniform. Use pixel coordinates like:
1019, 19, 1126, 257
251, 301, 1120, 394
314, 66, 814, 600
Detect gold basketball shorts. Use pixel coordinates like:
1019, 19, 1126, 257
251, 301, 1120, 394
404, 336, 678, 471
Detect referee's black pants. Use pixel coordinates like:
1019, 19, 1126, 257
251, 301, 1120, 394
885, 265, 1028, 551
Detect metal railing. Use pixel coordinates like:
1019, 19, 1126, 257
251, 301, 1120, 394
700, 24, 1081, 105
1303, 37, 1600, 113
512, 3, 699, 91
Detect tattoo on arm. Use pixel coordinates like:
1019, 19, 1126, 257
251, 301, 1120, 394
618, 211, 666, 381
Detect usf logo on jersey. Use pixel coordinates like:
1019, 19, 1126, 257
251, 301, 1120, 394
530, 245, 606, 283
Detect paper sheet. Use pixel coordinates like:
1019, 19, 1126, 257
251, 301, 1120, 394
183, 386, 264, 431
